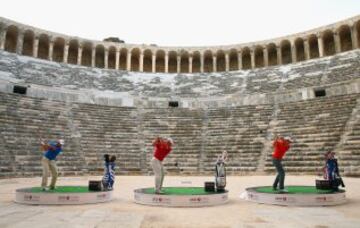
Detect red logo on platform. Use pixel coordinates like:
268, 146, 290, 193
152, 197, 171, 204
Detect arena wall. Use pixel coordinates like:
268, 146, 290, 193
0, 15, 359, 73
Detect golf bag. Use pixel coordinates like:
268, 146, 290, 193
215, 150, 227, 192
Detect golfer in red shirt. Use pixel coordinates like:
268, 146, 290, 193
151, 137, 173, 194
272, 135, 292, 192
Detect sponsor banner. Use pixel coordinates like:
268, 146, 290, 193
58, 195, 80, 203
23, 194, 40, 202
152, 196, 172, 205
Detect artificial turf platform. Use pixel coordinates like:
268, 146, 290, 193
30, 186, 90, 193
252, 186, 344, 194
141, 187, 224, 195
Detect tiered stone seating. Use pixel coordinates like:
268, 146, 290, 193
1, 49, 360, 98
204, 105, 273, 174
0, 92, 87, 177
71, 103, 141, 175
141, 108, 203, 174
264, 94, 358, 174
1, 91, 360, 177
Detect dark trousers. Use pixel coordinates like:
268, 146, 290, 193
272, 158, 285, 190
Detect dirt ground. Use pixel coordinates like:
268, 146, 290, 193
0, 175, 359, 228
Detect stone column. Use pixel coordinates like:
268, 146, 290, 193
176, 56, 181, 73
238, 52, 242, 70
104, 48, 109, 69
263, 48, 268, 67
200, 52, 204, 73
33, 37, 39, 58
317, 34, 324, 57
276, 46, 282, 65
77, 45, 82, 65
225, 53, 229, 72
152, 54, 156, 73
250, 49, 255, 69
126, 52, 131, 71
334, 32, 341, 53
48, 40, 54, 61
213, 55, 217, 72
291, 41, 297, 63
91, 47, 96, 67
165, 53, 169, 73
0, 30, 6, 50
351, 25, 359, 49
189, 56, 193, 73
16, 31, 24, 54
115, 49, 120, 70
63, 42, 69, 63
304, 39, 310, 60
139, 51, 144, 72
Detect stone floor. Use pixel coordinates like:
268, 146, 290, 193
0, 175, 359, 228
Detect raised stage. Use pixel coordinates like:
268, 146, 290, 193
134, 187, 228, 207
15, 186, 113, 205
241, 186, 346, 206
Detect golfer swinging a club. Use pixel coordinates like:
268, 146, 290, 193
151, 137, 173, 194
272, 135, 293, 192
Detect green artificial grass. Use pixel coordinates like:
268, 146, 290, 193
143, 187, 222, 195
31, 186, 90, 193
254, 186, 342, 194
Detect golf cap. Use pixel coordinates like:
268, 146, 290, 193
58, 139, 65, 145
284, 136, 293, 142
166, 137, 174, 144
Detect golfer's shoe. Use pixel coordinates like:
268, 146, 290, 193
155, 190, 165, 194
42, 187, 47, 191
278, 189, 289, 193
49, 186, 55, 190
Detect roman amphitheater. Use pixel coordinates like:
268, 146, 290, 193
1, 14, 360, 227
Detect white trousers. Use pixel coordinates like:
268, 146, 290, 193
41, 157, 58, 188
151, 157, 164, 191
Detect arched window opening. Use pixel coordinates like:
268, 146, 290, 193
267, 43, 277, 66
67, 40, 78, 64
203, 51, 213, 73
107, 47, 116, 69
192, 52, 201, 73
143, 49, 152, 72
216, 51, 226, 72
295, 38, 305, 62
119, 49, 128, 70
180, 51, 189, 73
38, 34, 50, 60
323, 30, 335, 56
4, 25, 18, 53
229, 49, 238, 71
95, 45, 105, 68
242, 48, 251, 70
254, 46, 264, 68
338, 25, 352, 52
156, 50, 165, 73
168, 51, 177, 73
308, 35, 319, 59
281, 40, 292, 64
22, 30, 34, 56
53, 37, 64, 62
81, 42, 92, 66
131, 48, 140, 71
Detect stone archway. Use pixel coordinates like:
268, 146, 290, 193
308, 34, 319, 59
67, 40, 78, 64
38, 34, 50, 60
4, 25, 18, 53
22, 30, 34, 56
53, 37, 65, 62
